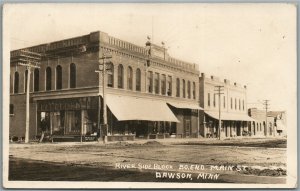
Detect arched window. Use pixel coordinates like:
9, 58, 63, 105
46, 67, 52, 91
127, 66, 133, 90
14, 71, 19, 93
56, 65, 62, 90
34, 68, 39, 92
182, 79, 186, 98
24, 70, 28, 92
154, 73, 159, 94
70, 63, 76, 88
136, 68, 141, 91
147, 71, 153, 93
187, 81, 191, 99
167, 76, 172, 96
118, 64, 124, 88
176, 78, 180, 97
107, 62, 114, 87
192, 82, 196, 99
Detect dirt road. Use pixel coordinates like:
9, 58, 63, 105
8, 138, 286, 184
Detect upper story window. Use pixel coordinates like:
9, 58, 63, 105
107, 62, 114, 88
239, 99, 241, 110
118, 64, 124, 89
147, 71, 153, 93
46, 67, 52, 91
223, 96, 226, 108
176, 78, 180, 97
208, 93, 210, 107
182, 79, 186, 98
10, 104, 14, 115
243, 100, 245, 110
235, 98, 237, 110
24, 70, 28, 92
14, 71, 19, 94
161, 74, 166, 95
192, 82, 196, 99
127, 66, 133, 90
213, 94, 216, 107
34, 68, 39, 92
154, 72, 159, 94
70, 63, 76, 88
136, 68, 141, 91
167, 76, 172, 96
231, 97, 233, 109
187, 81, 191, 99
56, 65, 62, 90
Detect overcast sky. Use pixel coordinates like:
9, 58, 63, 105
4, 3, 297, 111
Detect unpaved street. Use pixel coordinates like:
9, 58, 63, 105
8, 138, 286, 184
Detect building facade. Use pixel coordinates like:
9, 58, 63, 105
198, 73, 254, 138
9, 31, 201, 141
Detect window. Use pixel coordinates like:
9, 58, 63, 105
117, 64, 124, 88
14, 72, 19, 93
107, 62, 114, 87
147, 71, 153, 93
167, 76, 172, 96
154, 72, 159, 94
243, 100, 245, 110
161, 74, 166, 95
24, 70, 28, 92
187, 81, 191, 99
56, 65, 62, 90
127, 66, 133, 90
176, 78, 180, 97
34, 68, 39, 92
213, 94, 216, 107
46, 67, 52, 91
239, 99, 241, 110
9, 104, 14, 115
136, 68, 141, 91
70, 63, 76, 88
223, 96, 226, 108
182, 79, 186, 98
231, 98, 233, 109
192, 82, 196, 99
208, 93, 210, 106
235, 98, 237, 110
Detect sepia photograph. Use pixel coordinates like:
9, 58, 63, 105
2, 3, 297, 189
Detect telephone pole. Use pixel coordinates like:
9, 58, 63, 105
263, 100, 270, 136
214, 85, 224, 140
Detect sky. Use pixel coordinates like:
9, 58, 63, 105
3, 3, 297, 111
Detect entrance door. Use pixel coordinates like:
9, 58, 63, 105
184, 119, 191, 138
236, 121, 241, 136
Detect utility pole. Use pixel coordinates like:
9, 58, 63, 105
95, 52, 112, 143
145, 36, 152, 93
214, 85, 224, 140
263, 100, 270, 136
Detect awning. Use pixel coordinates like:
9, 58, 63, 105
167, 102, 203, 110
205, 111, 255, 121
106, 94, 179, 122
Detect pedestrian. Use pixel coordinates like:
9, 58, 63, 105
39, 118, 48, 143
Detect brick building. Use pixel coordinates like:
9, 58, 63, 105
198, 73, 254, 138
9, 31, 201, 141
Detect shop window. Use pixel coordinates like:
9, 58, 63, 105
167, 76, 172, 96
34, 68, 39, 92
154, 72, 159, 94
192, 82, 196, 99
182, 79, 186, 98
56, 65, 62, 90
161, 74, 166, 95
176, 78, 180, 97
136, 68, 141, 91
14, 72, 19, 93
9, 104, 14, 115
118, 64, 124, 88
187, 81, 191, 99
107, 62, 114, 88
147, 71, 153, 93
208, 93, 210, 106
127, 66, 133, 90
46, 67, 52, 91
70, 63, 76, 88
24, 70, 28, 92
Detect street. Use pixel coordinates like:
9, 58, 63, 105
9, 138, 286, 184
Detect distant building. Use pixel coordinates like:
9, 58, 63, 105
267, 110, 287, 136
199, 73, 254, 138
9, 31, 202, 141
